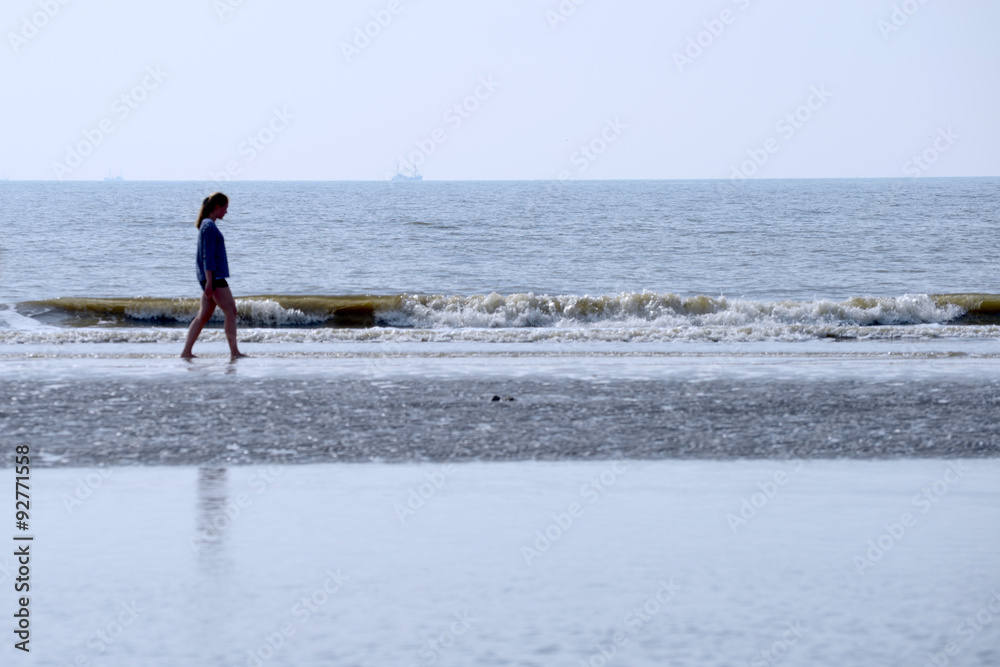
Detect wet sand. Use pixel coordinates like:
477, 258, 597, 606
4, 374, 998, 466
7, 461, 999, 666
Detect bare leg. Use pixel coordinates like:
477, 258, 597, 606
181, 293, 217, 358
212, 287, 247, 358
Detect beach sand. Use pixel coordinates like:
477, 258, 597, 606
3, 344, 999, 466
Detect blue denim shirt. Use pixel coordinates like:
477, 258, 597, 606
196, 219, 230, 283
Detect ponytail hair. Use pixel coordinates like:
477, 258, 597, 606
196, 192, 229, 229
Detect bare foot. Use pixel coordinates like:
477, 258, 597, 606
230, 352, 250, 360
181, 353, 197, 359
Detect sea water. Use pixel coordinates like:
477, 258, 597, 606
1, 178, 998, 339
1, 179, 999, 666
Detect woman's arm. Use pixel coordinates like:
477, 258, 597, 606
202, 225, 222, 297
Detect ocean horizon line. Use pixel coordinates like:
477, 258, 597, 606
2, 175, 999, 183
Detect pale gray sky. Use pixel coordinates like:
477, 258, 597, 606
1, 0, 997, 180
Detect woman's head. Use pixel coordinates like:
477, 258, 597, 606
196, 192, 229, 228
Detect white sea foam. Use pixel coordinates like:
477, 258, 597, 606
381, 292, 968, 329
0, 303, 56, 330
0, 322, 996, 346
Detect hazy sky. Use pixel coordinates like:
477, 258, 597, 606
2, 0, 998, 180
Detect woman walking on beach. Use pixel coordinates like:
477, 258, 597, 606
181, 192, 246, 359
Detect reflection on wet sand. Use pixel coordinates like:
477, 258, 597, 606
195, 467, 230, 571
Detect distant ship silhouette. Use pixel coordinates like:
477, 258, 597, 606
391, 162, 423, 181
104, 169, 124, 182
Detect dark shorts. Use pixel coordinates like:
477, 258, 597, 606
199, 278, 229, 290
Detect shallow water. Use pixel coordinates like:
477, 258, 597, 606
5, 461, 998, 666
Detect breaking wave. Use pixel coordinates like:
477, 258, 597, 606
12, 292, 999, 333
380, 292, 995, 328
